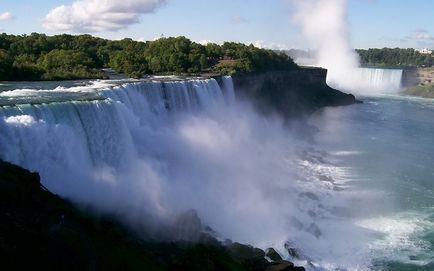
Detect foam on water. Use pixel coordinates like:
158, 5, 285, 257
5, 115, 39, 126
357, 212, 434, 266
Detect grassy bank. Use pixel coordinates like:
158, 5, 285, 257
403, 84, 434, 98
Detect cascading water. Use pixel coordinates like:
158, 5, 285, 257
0, 76, 404, 270
327, 68, 403, 94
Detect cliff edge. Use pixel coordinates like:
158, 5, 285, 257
229, 68, 357, 117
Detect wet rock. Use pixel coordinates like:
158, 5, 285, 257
265, 248, 283, 261
284, 243, 301, 259
228, 242, 265, 260
228, 242, 269, 271
266, 260, 294, 271
232, 69, 358, 119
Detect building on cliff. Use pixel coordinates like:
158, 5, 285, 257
416, 48, 433, 55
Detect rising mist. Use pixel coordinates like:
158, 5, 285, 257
291, 0, 361, 90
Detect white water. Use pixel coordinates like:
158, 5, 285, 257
290, 58, 404, 94
0, 76, 404, 270
332, 68, 403, 94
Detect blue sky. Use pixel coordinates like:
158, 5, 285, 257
0, 0, 433, 49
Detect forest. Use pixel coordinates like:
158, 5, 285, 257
356, 48, 434, 68
0, 33, 298, 81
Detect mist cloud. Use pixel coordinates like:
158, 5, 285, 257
42, 0, 166, 33
290, 0, 361, 90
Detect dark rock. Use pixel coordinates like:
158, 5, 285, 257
169, 243, 244, 271
197, 233, 220, 246
228, 242, 269, 271
230, 69, 358, 119
284, 243, 301, 259
266, 260, 294, 271
228, 242, 266, 260
265, 248, 283, 261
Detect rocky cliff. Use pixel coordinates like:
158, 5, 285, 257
227, 68, 357, 118
402, 68, 434, 88
402, 68, 434, 98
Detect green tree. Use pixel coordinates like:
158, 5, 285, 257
0, 49, 12, 80
38, 49, 101, 80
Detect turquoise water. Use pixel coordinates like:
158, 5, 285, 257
311, 95, 434, 270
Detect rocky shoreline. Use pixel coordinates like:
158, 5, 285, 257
0, 160, 305, 271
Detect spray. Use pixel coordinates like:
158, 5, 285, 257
290, 0, 361, 90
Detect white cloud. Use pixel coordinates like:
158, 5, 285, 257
42, 0, 166, 33
397, 29, 434, 48
407, 29, 434, 41
231, 16, 249, 25
0, 12, 13, 21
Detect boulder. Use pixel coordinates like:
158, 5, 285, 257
284, 243, 301, 259
265, 248, 283, 261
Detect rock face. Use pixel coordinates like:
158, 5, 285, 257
402, 68, 434, 98
265, 248, 283, 262
230, 69, 357, 118
402, 68, 434, 88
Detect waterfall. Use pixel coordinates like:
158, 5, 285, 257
333, 68, 403, 93
0, 75, 379, 269
0, 77, 234, 196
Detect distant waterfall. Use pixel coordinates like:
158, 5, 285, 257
336, 68, 404, 93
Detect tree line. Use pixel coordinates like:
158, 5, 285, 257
356, 48, 434, 68
0, 33, 298, 81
